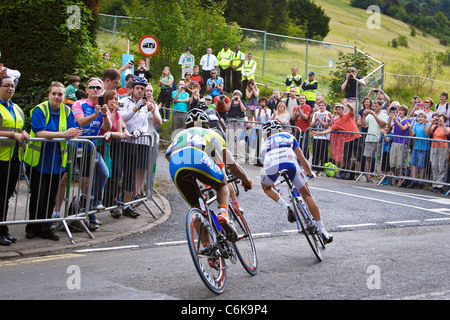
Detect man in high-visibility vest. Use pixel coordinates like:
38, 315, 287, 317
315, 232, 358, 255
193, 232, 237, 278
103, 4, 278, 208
230, 44, 245, 92
285, 66, 302, 95
241, 52, 256, 92
217, 44, 232, 93
302, 71, 319, 108
178, 46, 195, 79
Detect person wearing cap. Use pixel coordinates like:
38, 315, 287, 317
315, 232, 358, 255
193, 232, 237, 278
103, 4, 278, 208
310, 99, 361, 170
204, 95, 215, 110
285, 66, 302, 95
178, 47, 195, 80
134, 60, 152, 82
217, 44, 232, 93
302, 71, 319, 108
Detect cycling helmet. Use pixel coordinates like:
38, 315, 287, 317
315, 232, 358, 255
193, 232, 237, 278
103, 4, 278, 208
262, 120, 282, 133
196, 101, 209, 110
184, 108, 210, 126
131, 76, 148, 87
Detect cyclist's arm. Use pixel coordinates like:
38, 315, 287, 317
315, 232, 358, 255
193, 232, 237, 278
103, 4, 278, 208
223, 149, 252, 188
294, 147, 313, 177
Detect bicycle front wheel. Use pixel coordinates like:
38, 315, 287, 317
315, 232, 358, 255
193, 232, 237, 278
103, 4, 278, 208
229, 204, 258, 276
186, 208, 227, 294
292, 199, 323, 262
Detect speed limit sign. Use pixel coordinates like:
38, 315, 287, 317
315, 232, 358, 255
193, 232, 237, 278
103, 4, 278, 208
139, 35, 159, 57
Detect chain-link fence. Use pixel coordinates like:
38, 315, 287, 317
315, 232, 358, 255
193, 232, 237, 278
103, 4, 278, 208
97, 14, 384, 103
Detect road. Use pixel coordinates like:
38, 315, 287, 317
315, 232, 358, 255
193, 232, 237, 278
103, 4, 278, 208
1, 152, 449, 302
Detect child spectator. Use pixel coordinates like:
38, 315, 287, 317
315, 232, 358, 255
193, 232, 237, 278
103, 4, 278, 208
407, 111, 431, 189
379, 124, 393, 185
65, 75, 81, 105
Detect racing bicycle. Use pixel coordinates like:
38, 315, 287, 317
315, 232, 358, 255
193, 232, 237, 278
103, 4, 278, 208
185, 175, 258, 295
276, 169, 325, 262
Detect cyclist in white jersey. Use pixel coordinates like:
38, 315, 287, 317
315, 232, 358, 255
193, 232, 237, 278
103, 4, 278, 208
260, 120, 333, 243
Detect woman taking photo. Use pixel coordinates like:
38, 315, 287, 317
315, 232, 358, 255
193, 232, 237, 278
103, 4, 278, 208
72, 77, 112, 230
0, 76, 30, 245
24, 81, 81, 241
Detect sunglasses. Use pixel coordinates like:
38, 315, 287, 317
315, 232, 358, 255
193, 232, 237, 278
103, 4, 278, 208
88, 85, 102, 90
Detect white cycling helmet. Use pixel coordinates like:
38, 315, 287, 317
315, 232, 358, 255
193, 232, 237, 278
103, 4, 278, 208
184, 108, 210, 126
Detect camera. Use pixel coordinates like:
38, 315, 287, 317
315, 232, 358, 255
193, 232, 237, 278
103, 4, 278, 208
219, 94, 226, 100
389, 106, 397, 113
373, 89, 379, 93
234, 97, 239, 101
98, 96, 104, 106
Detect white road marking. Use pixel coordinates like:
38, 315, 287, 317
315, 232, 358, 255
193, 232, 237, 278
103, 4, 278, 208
75, 245, 139, 253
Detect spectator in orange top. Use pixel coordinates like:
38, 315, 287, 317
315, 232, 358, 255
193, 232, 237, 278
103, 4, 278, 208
310, 99, 361, 170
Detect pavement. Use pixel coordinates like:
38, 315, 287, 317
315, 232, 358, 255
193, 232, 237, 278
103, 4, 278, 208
0, 193, 171, 260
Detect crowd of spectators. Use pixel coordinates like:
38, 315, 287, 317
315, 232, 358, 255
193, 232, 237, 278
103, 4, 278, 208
0, 52, 448, 246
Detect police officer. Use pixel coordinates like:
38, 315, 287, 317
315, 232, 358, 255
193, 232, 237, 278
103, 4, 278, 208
217, 44, 232, 93
285, 66, 302, 95
0, 76, 30, 245
302, 71, 319, 108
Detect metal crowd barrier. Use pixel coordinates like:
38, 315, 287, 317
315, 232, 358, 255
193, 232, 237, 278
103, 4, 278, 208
0, 137, 96, 244
0, 132, 165, 245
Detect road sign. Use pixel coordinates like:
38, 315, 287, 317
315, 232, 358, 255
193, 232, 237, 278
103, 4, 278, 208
139, 35, 159, 57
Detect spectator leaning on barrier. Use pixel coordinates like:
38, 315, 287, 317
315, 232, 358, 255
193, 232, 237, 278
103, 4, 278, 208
302, 71, 319, 109
118, 77, 150, 218
310, 100, 361, 171
387, 104, 411, 184
72, 77, 112, 230
99, 90, 131, 219
0, 76, 30, 246
426, 113, 450, 193
310, 99, 332, 172
285, 66, 302, 95
24, 82, 82, 241
407, 111, 431, 189
292, 93, 311, 159
361, 99, 388, 182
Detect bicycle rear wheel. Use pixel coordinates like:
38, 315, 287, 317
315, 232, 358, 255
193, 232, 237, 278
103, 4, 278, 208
292, 198, 323, 262
186, 208, 227, 294
229, 204, 258, 276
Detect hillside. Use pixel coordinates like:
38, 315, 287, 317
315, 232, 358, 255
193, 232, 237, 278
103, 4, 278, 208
315, 0, 449, 90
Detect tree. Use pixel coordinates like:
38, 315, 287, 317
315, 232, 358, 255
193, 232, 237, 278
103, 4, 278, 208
288, 0, 330, 40
122, 0, 244, 77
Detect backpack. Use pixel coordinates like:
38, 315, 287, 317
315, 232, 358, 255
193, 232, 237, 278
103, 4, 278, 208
323, 162, 338, 177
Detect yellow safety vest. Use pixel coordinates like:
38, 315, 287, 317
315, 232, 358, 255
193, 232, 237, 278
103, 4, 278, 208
24, 101, 70, 168
303, 80, 319, 101
286, 74, 302, 95
231, 51, 245, 71
0, 102, 25, 161
217, 49, 232, 69
242, 60, 257, 80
